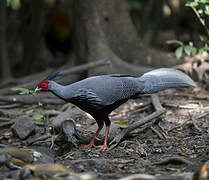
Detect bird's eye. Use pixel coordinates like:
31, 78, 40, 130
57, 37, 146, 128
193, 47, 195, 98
41, 84, 47, 87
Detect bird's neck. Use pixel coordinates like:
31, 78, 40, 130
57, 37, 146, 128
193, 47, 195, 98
48, 81, 68, 100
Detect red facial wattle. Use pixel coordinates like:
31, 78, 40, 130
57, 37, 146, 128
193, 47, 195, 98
38, 81, 49, 91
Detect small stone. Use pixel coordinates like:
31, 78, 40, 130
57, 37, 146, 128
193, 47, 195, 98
11, 116, 35, 139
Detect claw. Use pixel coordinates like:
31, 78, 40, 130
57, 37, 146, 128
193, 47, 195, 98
81, 143, 94, 150
95, 144, 108, 151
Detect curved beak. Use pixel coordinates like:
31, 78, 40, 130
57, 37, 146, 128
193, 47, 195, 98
35, 87, 41, 93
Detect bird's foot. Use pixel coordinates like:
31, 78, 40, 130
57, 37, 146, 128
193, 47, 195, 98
81, 143, 94, 150
95, 144, 108, 151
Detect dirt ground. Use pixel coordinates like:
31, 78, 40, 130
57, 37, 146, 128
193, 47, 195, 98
0, 88, 209, 179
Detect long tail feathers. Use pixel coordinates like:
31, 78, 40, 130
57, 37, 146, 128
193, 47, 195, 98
138, 68, 196, 94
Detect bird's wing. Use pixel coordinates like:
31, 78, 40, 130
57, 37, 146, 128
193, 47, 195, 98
71, 88, 103, 105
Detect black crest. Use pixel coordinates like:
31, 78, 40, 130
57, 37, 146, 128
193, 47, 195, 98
42, 71, 59, 82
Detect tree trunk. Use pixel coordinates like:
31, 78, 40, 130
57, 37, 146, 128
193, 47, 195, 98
74, 0, 152, 76
73, 0, 181, 76
20, 0, 45, 75
0, 0, 12, 80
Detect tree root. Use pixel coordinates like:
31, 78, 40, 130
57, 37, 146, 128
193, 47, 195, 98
109, 94, 165, 149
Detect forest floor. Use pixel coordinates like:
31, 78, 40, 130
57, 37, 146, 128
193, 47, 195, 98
0, 87, 209, 180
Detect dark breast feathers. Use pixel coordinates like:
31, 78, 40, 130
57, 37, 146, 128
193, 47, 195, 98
64, 75, 140, 115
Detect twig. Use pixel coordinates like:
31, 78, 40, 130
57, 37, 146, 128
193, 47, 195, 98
191, 6, 209, 36
158, 121, 169, 137
109, 94, 165, 149
27, 135, 51, 146
0, 104, 21, 109
168, 118, 190, 132
188, 113, 202, 132
168, 111, 209, 132
0, 117, 11, 122
191, 112, 209, 132
0, 121, 14, 128
43, 110, 61, 116
72, 158, 135, 164
150, 127, 164, 139
162, 102, 198, 109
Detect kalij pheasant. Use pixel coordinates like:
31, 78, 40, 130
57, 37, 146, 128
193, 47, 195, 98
35, 68, 195, 151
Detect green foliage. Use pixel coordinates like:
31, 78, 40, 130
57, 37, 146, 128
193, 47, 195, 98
116, 119, 125, 125
167, 40, 184, 46
168, 0, 209, 59
186, 0, 209, 22
11, 87, 34, 95
11, 88, 44, 120
25, 109, 44, 120
31, 114, 44, 120
7, 0, 21, 10
167, 40, 200, 59
25, 109, 34, 115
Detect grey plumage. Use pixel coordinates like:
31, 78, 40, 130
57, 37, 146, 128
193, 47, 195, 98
48, 68, 195, 116
39, 68, 195, 150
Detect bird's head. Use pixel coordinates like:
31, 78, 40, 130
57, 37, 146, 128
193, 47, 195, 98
35, 72, 59, 92
36, 81, 49, 92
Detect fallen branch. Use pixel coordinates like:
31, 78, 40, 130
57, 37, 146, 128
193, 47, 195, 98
109, 94, 165, 149
0, 93, 64, 105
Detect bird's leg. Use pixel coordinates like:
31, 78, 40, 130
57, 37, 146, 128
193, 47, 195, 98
95, 125, 110, 151
81, 124, 104, 149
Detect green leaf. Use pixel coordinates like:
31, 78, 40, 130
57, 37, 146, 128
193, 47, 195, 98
29, 90, 35, 94
25, 109, 34, 115
191, 47, 197, 56
186, 2, 199, 7
11, 87, 34, 95
116, 119, 125, 125
199, 47, 205, 54
200, 35, 207, 41
175, 46, 183, 59
176, 127, 182, 131
189, 41, 194, 46
199, 0, 209, 4
167, 40, 184, 46
198, 9, 204, 14
184, 45, 192, 56
31, 114, 44, 120
204, 9, 209, 15
11, 87, 30, 94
